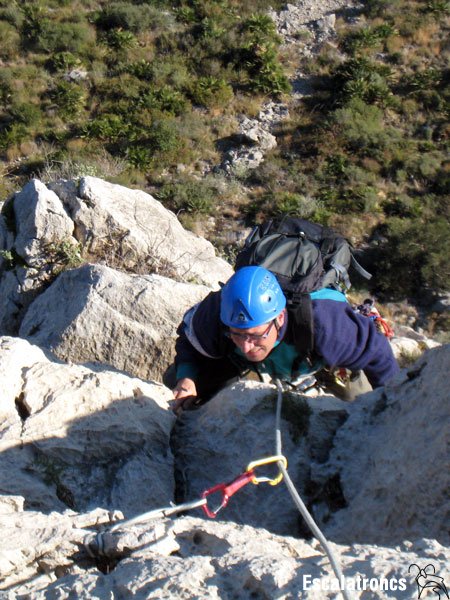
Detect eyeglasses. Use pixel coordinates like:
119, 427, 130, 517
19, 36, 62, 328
226, 320, 277, 344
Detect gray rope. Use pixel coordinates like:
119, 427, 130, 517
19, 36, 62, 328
274, 379, 352, 600
109, 498, 207, 533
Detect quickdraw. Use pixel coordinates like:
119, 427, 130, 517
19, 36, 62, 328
201, 454, 287, 518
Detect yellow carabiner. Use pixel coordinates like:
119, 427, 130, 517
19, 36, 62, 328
246, 455, 288, 486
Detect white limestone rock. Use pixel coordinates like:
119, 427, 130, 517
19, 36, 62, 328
172, 380, 350, 537
20, 263, 210, 382
315, 345, 450, 546
13, 179, 77, 268
0, 336, 176, 516
5, 515, 449, 599
49, 176, 233, 288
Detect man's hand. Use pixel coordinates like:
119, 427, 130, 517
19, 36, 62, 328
172, 378, 198, 416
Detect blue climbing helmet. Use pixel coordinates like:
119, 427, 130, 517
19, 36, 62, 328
220, 266, 286, 329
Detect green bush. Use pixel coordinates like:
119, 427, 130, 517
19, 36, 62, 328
94, 3, 168, 33
147, 118, 182, 155
156, 179, 215, 214
48, 51, 82, 72
125, 145, 152, 169
145, 57, 191, 89
332, 98, 388, 150
382, 193, 422, 218
190, 76, 233, 108
0, 20, 20, 60
0, 5, 23, 28
19, 3, 45, 46
424, 0, 450, 16
238, 30, 291, 95
48, 81, 85, 118
332, 57, 394, 106
0, 122, 29, 151
139, 86, 189, 115
84, 113, 128, 142
229, 13, 291, 96
8, 102, 42, 127
37, 21, 95, 54
342, 24, 397, 54
374, 217, 450, 299
102, 29, 137, 51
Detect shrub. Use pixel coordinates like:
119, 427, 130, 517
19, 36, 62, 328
156, 179, 215, 215
373, 216, 450, 299
84, 113, 128, 142
190, 76, 233, 108
424, 0, 450, 17
139, 86, 189, 115
342, 24, 397, 54
382, 193, 422, 218
127, 59, 154, 81
102, 29, 137, 51
0, 122, 29, 151
8, 102, 42, 127
332, 57, 394, 106
48, 81, 85, 118
125, 145, 152, 169
238, 40, 291, 95
19, 3, 45, 47
332, 98, 388, 150
145, 56, 191, 89
260, 191, 321, 218
94, 3, 168, 33
45, 239, 83, 272
0, 20, 20, 60
234, 13, 291, 96
36, 21, 95, 54
125, 117, 185, 170
147, 118, 182, 155
48, 51, 82, 72
0, 5, 23, 28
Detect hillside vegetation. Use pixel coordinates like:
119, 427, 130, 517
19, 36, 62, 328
0, 0, 448, 314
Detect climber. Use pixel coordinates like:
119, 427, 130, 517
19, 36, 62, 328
168, 266, 399, 415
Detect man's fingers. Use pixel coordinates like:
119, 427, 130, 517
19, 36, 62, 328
172, 395, 200, 416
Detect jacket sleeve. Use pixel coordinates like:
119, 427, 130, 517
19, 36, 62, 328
174, 290, 229, 380
312, 299, 400, 387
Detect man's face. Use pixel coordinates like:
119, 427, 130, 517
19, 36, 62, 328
228, 310, 285, 362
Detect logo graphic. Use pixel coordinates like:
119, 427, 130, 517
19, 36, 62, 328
409, 564, 449, 599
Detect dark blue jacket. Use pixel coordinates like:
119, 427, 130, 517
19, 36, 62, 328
175, 291, 399, 388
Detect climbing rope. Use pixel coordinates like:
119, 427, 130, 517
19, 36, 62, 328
273, 378, 352, 600
85, 380, 351, 600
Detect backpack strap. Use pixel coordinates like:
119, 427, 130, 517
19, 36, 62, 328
350, 254, 372, 280
287, 293, 314, 358
287, 288, 348, 365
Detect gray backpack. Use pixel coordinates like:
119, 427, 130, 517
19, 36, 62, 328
235, 217, 371, 300
234, 217, 372, 356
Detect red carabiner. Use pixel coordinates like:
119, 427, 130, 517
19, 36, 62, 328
201, 470, 255, 518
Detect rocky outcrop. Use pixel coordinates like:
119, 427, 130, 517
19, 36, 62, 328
48, 177, 232, 287
14, 179, 78, 268
0, 336, 175, 517
312, 344, 450, 545
0, 338, 448, 598
4, 512, 448, 599
390, 324, 441, 360
172, 382, 349, 537
19, 263, 211, 382
0, 177, 232, 337
172, 346, 450, 546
